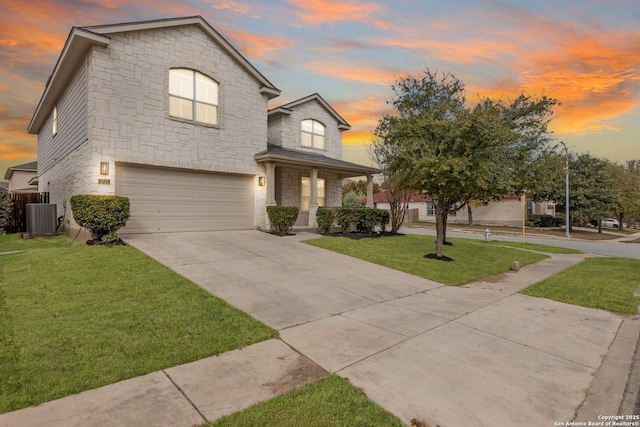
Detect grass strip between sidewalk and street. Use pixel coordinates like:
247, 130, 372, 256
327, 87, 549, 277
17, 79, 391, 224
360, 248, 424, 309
520, 257, 640, 315
0, 234, 278, 414
304, 234, 549, 285
484, 241, 582, 254
207, 375, 405, 427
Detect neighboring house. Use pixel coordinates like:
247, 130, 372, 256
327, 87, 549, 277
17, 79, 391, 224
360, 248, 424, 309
3, 161, 38, 193
371, 192, 555, 227
27, 16, 378, 236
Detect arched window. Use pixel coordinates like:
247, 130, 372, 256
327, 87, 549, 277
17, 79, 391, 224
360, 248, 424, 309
169, 69, 218, 125
301, 119, 325, 149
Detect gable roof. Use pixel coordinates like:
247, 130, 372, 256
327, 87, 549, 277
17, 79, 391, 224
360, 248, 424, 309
268, 93, 351, 130
4, 161, 38, 180
28, 16, 280, 134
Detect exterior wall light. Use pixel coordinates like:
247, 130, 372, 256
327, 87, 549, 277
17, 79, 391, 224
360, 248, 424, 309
258, 176, 265, 186
100, 162, 109, 176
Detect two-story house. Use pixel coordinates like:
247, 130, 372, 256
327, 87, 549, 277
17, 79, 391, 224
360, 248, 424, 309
27, 16, 378, 236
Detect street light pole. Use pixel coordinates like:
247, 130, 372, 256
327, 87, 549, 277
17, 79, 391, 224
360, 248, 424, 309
559, 141, 570, 238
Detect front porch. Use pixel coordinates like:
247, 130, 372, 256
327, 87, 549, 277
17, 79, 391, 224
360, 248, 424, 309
255, 144, 380, 228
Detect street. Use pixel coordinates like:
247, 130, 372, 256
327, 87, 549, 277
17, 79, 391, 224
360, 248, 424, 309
401, 226, 640, 259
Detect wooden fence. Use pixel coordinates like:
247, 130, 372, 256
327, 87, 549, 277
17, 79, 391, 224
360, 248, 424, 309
4, 192, 50, 234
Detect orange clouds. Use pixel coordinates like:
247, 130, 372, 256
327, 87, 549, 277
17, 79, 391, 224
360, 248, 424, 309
284, 0, 389, 29
224, 29, 294, 59
478, 32, 640, 135
302, 61, 397, 86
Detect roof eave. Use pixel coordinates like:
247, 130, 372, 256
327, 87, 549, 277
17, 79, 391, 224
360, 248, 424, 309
274, 93, 351, 128
27, 28, 111, 134
254, 152, 380, 176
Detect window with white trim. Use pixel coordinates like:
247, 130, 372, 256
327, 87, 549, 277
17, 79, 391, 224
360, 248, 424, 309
169, 69, 218, 125
301, 119, 325, 149
427, 201, 435, 216
301, 177, 326, 211
52, 106, 58, 135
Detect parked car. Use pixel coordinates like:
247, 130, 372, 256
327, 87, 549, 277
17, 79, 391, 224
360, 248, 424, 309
600, 218, 620, 228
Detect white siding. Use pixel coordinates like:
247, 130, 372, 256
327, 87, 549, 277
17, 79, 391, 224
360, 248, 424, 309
38, 63, 87, 174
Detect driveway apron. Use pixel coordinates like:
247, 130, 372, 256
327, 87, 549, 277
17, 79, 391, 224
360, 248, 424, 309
125, 230, 628, 426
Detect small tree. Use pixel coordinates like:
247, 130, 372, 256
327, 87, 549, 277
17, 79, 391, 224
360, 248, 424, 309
342, 190, 364, 208
371, 136, 410, 234
70, 195, 130, 243
375, 69, 558, 258
0, 187, 11, 233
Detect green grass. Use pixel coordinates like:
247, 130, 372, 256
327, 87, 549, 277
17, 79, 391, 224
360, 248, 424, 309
208, 375, 404, 427
0, 234, 277, 414
521, 257, 640, 314
304, 234, 548, 285
485, 241, 582, 254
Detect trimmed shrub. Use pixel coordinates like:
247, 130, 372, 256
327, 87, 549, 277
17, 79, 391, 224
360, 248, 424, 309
70, 195, 130, 243
336, 207, 390, 234
527, 214, 562, 228
267, 205, 299, 236
336, 208, 360, 234
316, 207, 338, 235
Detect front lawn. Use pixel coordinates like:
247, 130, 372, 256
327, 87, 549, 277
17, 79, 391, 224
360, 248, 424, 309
208, 375, 404, 427
0, 234, 277, 414
304, 234, 548, 285
521, 257, 640, 315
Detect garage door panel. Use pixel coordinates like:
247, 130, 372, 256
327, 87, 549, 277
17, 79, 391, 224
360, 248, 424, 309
116, 165, 254, 233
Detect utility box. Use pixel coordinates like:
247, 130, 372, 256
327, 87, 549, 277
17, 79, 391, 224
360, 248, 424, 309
26, 204, 57, 234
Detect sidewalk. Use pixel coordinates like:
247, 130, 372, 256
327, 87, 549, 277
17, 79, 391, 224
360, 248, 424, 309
1, 231, 638, 426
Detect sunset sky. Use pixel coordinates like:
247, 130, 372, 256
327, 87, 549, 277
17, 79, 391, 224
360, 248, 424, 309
1, 0, 639, 177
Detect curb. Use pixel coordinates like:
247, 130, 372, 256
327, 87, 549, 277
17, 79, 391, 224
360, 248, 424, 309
575, 315, 640, 421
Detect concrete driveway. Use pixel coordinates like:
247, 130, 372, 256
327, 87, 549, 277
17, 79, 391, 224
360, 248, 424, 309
123, 230, 636, 426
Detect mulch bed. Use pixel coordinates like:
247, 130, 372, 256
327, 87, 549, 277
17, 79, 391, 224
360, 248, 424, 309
86, 238, 127, 246
326, 231, 404, 240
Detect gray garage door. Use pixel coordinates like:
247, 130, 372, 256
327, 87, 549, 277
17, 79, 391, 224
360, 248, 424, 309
116, 164, 253, 233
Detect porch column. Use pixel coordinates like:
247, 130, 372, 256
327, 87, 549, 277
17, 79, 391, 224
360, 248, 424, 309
309, 168, 319, 227
366, 173, 374, 207
264, 162, 276, 231
266, 162, 276, 205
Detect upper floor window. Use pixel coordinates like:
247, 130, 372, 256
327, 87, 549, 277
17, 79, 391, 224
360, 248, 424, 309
169, 69, 218, 126
301, 119, 325, 149
52, 106, 58, 135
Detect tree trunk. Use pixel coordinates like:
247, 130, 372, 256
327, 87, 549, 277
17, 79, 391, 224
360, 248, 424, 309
442, 214, 448, 244
569, 214, 573, 232
598, 220, 602, 234
434, 203, 447, 257
619, 213, 625, 230
467, 205, 473, 226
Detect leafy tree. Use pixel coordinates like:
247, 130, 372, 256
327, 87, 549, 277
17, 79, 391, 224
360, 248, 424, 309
371, 136, 411, 234
375, 69, 558, 258
342, 179, 379, 199
605, 161, 640, 229
342, 190, 364, 208
549, 153, 617, 232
